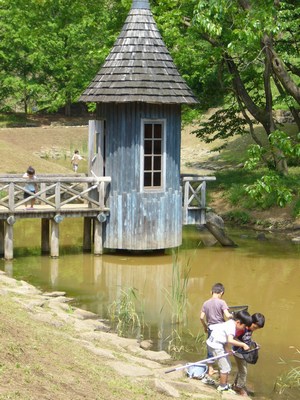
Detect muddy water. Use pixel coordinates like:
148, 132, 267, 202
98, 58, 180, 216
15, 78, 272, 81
1, 220, 299, 399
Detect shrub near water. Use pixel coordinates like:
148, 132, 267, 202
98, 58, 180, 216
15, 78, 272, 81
275, 347, 300, 398
223, 210, 252, 225
108, 288, 144, 338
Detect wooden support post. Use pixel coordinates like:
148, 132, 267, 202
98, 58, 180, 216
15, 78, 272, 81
0, 220, 4, 256
200, 181, 206, 225
50, 220, 59, 258
183, 180, 189, 225
41, 219, 50, 254
4, 221, 13, 260
94, 219, 103, 255
83, 217, 92, 252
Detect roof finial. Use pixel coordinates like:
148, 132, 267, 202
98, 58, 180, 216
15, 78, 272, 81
131, 0, 150, 10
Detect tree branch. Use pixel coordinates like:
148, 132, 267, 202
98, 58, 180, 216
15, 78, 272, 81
224, 54, 267, 125
262, 35, 300, 104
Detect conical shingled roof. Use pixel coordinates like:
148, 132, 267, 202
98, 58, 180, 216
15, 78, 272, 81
80, 0, 198, 104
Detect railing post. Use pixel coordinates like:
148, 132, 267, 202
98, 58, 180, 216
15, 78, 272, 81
41, 182, 46, 204
200, 181, 206, 225
55, 182, 61, 209
98, 181, 105, 208
183, 180, 190, 225
8, 182, 15, 211
0, 220, 4, 256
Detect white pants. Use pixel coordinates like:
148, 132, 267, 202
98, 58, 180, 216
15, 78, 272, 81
208, 346, 231, 374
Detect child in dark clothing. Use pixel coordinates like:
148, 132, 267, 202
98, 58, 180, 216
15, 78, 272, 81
233, 313, 265, 396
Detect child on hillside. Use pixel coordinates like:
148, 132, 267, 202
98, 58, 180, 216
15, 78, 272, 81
206, 310, 252, 394
23, 166, 38, 209
71, 149, 84, 172
232, 313, 265, 396
200, 283, 232, 380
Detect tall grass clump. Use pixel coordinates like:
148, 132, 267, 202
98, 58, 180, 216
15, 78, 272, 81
166, 251, 191, 326
275, 347, 300, 396
107, 287, 144, 338
163, 251, 201, 358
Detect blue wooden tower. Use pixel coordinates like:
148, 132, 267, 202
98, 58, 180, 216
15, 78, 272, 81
80, 0, 198, 251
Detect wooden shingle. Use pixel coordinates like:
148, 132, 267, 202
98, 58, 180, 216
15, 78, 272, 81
80, 0, 198, 104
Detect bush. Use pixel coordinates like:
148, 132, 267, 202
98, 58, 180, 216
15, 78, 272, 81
223, 210, 251, 225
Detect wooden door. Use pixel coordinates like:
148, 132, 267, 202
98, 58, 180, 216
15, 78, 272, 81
88, 120, 105, 177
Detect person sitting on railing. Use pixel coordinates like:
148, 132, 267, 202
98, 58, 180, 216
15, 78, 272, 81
23, 166, 38, 209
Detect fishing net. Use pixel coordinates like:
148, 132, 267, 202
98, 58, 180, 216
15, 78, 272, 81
186, 364, 208, 379
229, 305, 248, 318
237, 341, 259, 364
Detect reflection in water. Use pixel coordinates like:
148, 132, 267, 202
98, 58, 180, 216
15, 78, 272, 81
50, 258, 59, 285
0, 222, 299, 399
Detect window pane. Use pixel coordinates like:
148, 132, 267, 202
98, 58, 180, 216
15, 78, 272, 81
154, 140, 161, 154
144, 124, 152, 139
144, 140, 152, 154
144, 172, 152, 187
144, 156, 152, 171
154, 124, 162, 138
153, 172, 161, 186
153, 156, 161, 170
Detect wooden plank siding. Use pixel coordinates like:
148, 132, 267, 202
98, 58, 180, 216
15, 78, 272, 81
96, 102, 183, 250
97, 103, 182, 194
104, 189, 182, 250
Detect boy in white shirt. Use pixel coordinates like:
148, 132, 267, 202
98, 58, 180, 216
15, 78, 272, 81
71, 150, 84, 172
207, 310, 252, 393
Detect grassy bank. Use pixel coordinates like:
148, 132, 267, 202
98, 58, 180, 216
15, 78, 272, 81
0, 294, 165, 400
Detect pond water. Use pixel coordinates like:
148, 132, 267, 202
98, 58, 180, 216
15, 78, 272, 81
1, 219, 299, 399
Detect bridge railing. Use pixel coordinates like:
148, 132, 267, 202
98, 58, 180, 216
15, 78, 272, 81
0, 175, 111, 212
182, 176, 216, 225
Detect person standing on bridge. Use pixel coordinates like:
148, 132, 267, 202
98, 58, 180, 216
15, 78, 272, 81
71, 149, 84, 173
23, 166, 38, 209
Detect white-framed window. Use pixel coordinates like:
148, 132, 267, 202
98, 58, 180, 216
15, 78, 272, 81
141, 119, 166, 191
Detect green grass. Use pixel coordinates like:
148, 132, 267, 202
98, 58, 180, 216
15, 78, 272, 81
107, 287, 144, 338
0, 113, 29, 127
209, 165, 300, 215
275, 347, 300, 397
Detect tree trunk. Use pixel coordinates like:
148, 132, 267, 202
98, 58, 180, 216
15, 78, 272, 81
65, 101, 71, 117
262, 34, 300, 105
225, 53, 289, 175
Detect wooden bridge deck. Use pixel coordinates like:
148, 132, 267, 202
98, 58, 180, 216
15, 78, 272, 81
0, 203, 109, 218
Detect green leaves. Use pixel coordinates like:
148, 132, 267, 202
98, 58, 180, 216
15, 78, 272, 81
192, 106, 248, 146
244, 145, 266, 171
269, 130, 300, 158
0, 0, 130, 113
245, 173, 293, 208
